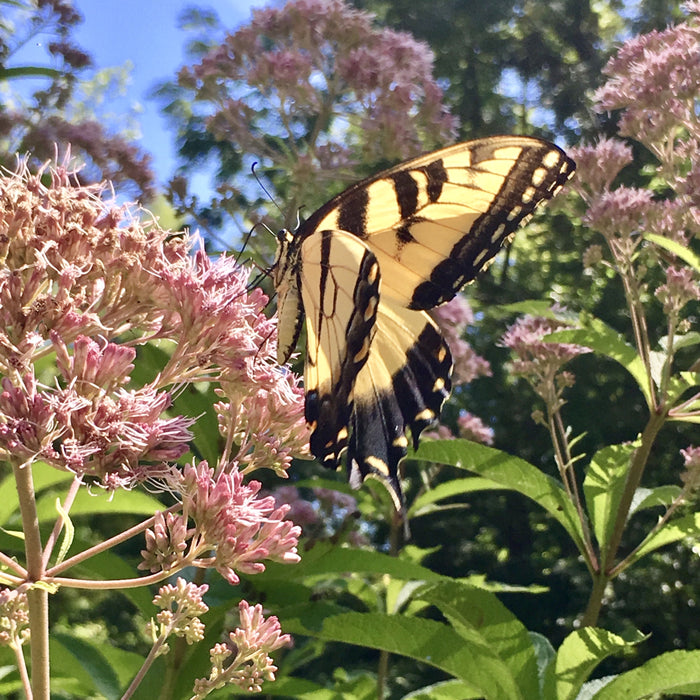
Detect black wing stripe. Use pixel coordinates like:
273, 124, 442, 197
337, 187, 369, 238
304, 238, 380, 467
410, 145, 574, 309
347, 304, 452, 508
424, 158, 448, 201
391, 170, 419, 220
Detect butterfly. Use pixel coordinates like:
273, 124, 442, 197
273, 135, 575, 510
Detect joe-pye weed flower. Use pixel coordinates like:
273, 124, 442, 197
0, 157, 306, 697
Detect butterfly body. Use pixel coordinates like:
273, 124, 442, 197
274, 136, 575, 508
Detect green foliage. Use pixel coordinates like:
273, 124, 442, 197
1, 0, 698, 697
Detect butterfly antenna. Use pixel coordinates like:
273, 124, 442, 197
235, 224, 258, 265
252, 161, 286, 221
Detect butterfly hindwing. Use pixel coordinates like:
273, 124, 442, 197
348, 299, 452, 508
294, 230, 381, 468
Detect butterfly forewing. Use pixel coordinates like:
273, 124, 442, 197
301, 136, 575, 310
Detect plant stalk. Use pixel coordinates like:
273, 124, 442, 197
13, 459, 49, 700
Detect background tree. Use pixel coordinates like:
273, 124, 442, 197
156, 0, 456, 251
0, 0, 154, 199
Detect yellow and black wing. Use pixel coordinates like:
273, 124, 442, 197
274, 135, 575, 508
301, 135, 575, 309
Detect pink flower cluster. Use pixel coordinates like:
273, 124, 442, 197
431, 296, 491, 386
140, 462, 301, 584
0, 158, 306, 585
0, 588, 29, 649
595, 3, 700, 150
192, 600, 291, 697
570, 2, 700, 337
499, 314, 590, 405
151, 578, 209, 646
271, 485, 369, 545
680, 445, 700, 491
421, 296, 494, 445
178, 0, 456, 226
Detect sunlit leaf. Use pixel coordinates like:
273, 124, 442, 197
413, 440, 586, 552
592, 649, 700, 699
583, 443, 636, 559
547, 628, 642, 700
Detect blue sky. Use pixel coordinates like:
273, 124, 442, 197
68, 1, 262, 186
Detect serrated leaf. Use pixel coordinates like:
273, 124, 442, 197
644, 233, 700, 272
413, 440, 586, 553
630, 485, 681, 513
547, 628, 639, 700
592, 649, 700, 699
583, 443, 636, 559
547, 316, 653, 406
625, 512, 700, 568
281, 606, 524, 700
666, 331, 700, 352
417, 580, 540, 699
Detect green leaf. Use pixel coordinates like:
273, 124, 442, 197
417, 580, 540, 699
281, 606, 524, 700
197, 675, 336, 698
51, 543, 154, 615
0, 65, 62, 80
668, 331, 700, 352
403, 679, 485, 699
644, 233, 700, 272
592, 649, 700, 699
177, 383, 222, 466
625, 512, 700, 568
93, 645, 144, 691
51, 632, 122, 700
583, 443, 636, 559
630, 485, 681, 513
36, 485, 165, 522
409, 477, 504, 515
665, 371, 700, 409
263, 541, 444, 583
547, 628, 639, 700
530, 632, 556, 699
413, 440, 586, 553
0, 462, 73, 526
547, 314, 653, 406
498, 299, 578, 322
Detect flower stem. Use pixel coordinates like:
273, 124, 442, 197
581, 410, 666, 626
13, 458, 49, 699
122, 635, 168, 700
